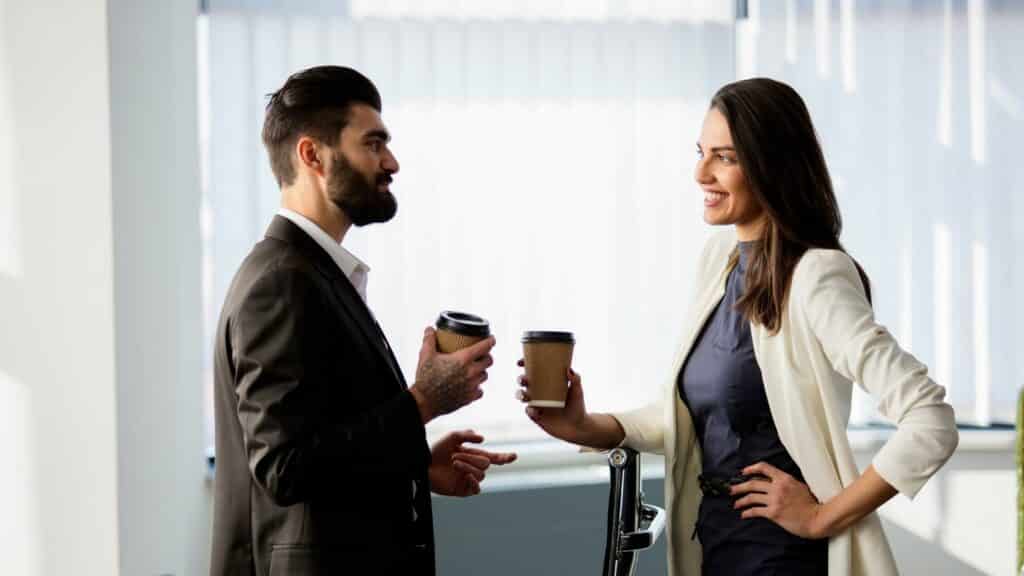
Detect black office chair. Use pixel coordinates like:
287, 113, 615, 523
602, 448, 667, 576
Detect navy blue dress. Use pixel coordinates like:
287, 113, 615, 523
679, 241, 828, 575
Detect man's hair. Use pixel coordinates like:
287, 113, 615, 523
261, 65, 382, 187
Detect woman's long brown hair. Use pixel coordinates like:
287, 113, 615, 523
710, 78, 871, 333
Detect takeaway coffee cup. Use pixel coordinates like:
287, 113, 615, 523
435, 311, 491, 353
521, 331, 575, 408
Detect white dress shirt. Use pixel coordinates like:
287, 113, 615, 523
276, 208, 370, 302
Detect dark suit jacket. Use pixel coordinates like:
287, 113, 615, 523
210, 215, 435, 576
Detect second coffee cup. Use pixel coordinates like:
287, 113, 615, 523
521, 331, 575, 408
435, 311, 490, 353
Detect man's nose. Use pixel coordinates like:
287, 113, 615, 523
382, 148, 400, 174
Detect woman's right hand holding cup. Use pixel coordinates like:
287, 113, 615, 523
516, 359, 588, 444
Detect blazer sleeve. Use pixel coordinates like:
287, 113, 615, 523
230, 264, 431, 506
612, 402, 667, 454
797, 250, 958, 498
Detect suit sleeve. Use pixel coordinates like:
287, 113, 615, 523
798, 250, 958, 498
230, 264, 431, 506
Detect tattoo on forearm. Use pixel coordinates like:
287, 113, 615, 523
416, 358, 468, 416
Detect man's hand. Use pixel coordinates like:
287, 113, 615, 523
410, 327, 495, 423
428, 430, 517, 497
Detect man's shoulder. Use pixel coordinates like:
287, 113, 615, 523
225, 238, 326, 309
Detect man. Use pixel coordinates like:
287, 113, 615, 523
210, 65, 515, 575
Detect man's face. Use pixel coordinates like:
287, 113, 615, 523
326, 103, 400, 226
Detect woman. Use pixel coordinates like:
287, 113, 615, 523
516, 78, 958, 575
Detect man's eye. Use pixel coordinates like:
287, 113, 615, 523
368, 141, 382, 152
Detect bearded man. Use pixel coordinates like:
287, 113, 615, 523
209, 66, 515, 576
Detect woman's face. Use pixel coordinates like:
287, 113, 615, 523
695, 107, 765, 239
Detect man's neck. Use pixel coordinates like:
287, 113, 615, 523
280, 185, 352, 243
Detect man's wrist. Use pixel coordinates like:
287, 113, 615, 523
409, 387, 434, 424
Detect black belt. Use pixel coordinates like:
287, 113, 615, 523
697, 473, 764, 498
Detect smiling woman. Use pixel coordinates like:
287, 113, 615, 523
695, 108, 765, 241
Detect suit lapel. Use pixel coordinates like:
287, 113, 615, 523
265, 216, 406, 389
325, 270, 407, 389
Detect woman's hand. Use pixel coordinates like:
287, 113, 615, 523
730, 461, 828, 539
515, 361, 588, 444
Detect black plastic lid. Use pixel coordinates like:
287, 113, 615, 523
436, 311, 490, 337
521, 331, 575, 343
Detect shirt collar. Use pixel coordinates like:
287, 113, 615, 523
276, 208, 370, 283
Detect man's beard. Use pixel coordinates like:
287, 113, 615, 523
326, 150, 397, 226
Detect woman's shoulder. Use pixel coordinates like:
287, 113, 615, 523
791, 248, 866, 300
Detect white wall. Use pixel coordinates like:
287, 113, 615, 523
862, 435, 1016, 576
0, 1, 120, 574
108, 0, 208, 574
0, 1, 208, 574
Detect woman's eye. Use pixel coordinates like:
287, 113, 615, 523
696, 148, 704, 159
717, 154, 733, 164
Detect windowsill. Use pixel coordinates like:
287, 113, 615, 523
202, 425, 1017, 489
465, 425, 1017, 495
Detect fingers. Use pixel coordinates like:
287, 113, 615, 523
514, 388, 531, 403
740, 505, 768, 520
458, 446, 518, 465
452, 459, 486, 482
730, 479, 772, 496
488, 451, 517, 465
419, 327, 437, 360
473, 354, 495, 372
449, 429, 484, 445
568, 368, 580, 383
472, 371, 489, 388
458, 335, 496, 362
452, 452, 491, 471
742, 462, 783, 481
733, 492, 769, 510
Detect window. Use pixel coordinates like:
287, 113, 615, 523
199, 1, 1023, 452
198, 1, 734, 447
736, 0, 1022, 427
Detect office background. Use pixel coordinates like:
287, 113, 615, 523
0, 1, 1019, 574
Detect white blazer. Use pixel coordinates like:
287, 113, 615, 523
612, 229, 958, 576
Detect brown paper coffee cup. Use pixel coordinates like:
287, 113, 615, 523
522, 331, 575, 408
435, 311, 490, 353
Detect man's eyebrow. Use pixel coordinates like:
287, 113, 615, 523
363, 129, 391, 143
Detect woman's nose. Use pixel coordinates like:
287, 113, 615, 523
694, 156, 713, 184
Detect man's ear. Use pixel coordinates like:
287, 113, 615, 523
295, 136, 324, 177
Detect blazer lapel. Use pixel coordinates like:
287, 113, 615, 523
264, 216, 406, 389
